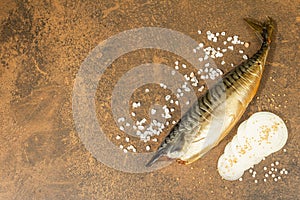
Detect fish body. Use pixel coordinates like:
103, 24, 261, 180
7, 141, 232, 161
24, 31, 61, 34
146, 17, 275, 167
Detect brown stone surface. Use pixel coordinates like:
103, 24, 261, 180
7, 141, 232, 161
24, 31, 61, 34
0, 0, 299, 199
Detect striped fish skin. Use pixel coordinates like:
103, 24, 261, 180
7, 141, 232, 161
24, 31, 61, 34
146, 17, 275, 167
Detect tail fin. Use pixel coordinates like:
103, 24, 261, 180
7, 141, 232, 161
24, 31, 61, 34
244, 17, 275, 44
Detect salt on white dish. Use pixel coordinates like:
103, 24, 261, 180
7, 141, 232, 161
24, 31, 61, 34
217, 111, 288, 181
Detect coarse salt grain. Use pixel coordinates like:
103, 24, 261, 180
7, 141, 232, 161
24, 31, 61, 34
132, 102, 141, 108
228, 46, 234, 50
146, 146, 151, 151
264, 167, 267, 170
222, 48, 227, 52
165, 95, 171, 101
116, 135, 121, 140
145, 88, 150, 93
117, 117, 125, 123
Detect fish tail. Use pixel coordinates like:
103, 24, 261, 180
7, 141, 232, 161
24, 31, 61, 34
145, 148, 167, 167
244, 17, 275, 44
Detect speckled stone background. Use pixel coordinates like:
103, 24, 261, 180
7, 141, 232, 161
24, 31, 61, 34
0, 0, 299, 199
